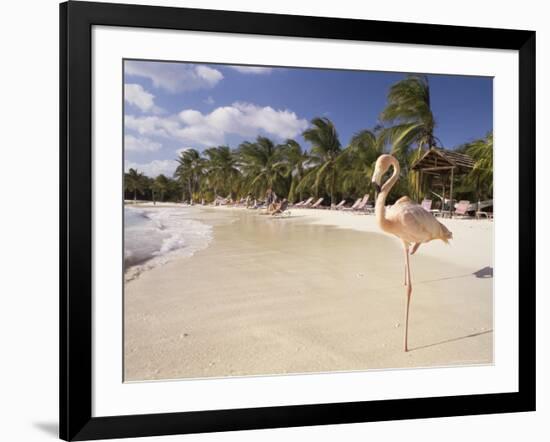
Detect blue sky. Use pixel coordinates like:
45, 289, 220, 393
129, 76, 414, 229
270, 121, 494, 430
124, 60, 492, 178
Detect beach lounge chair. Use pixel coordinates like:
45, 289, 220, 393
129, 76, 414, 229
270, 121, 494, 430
420, 198, 443, 216
250, 199, 264, 209
475, 199, 494, 219
430, 191, 455, 217
453, 200, 471, 218
294, 197, 313, 208
363, 195, 376, 214
215, 195, 230, 206
421, 198, 432, 211
476, 210, 493, 220
343, 197, 362, 211
363, 203, 375, 214
353, 195, 371, 213
334, 199, 347, 210
310, 197, 324, 208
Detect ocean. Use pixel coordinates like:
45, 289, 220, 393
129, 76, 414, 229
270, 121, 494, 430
124, 206, 213, 279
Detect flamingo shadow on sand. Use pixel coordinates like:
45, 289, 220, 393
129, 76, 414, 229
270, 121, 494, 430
408, 266, 493, 287
408, 329, 493, 352
473, 266, 493, 278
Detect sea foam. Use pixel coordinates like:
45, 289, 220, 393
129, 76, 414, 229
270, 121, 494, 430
124, 206, 212, 281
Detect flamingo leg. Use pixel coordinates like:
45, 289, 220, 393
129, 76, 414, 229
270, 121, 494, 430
411, 242, 421, 255
403, 243, 409, 286
403, 244, 413, 352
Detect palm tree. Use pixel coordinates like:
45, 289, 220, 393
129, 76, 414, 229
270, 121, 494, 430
175, 148, 204, 203
466, 132, 493, 200
142, 176, 155, 201
379, 75, 439, 160
298, 117, 342, 208
204, 146, 241, 198
281, 139, 309, 203
125, 168, 145, 202
152, 174, 169, 202
378, 75, 442, 199
339, 129, 383, 198
238, 136, 287, 198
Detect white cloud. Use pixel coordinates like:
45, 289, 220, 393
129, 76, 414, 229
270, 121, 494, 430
124, 134, 162, 153
124, 159, 178, 178
124, 83, 163, 113
125, 61, 223, 93
125, 102, 307, 147
229, 66, 273, 74
125, 115, 181, 138
195, 65, 223, 84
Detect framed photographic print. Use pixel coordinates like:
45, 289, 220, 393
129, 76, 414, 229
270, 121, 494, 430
60, 1, 536, 440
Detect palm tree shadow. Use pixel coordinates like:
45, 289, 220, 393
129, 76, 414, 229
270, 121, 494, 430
409, 329, 493, 352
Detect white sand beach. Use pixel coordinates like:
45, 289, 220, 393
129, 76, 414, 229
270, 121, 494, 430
124, 205, 493, 381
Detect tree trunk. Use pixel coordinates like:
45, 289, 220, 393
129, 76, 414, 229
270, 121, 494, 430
298, 168, 303, 202
476, 175, 481, 211
133, 189, 137, 203
330, 169, 336, 209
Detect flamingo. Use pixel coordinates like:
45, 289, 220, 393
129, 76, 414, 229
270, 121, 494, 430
371, 154, 453, 352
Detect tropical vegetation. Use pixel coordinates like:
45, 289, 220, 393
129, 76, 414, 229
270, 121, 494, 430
464, 132, 493, 200
124, 75, 493, 207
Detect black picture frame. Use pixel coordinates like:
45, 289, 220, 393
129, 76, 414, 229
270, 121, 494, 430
60, 1, 536, 440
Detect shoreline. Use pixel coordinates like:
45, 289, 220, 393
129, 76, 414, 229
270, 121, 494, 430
124, 204, 493, 381
203, 205, 494, 270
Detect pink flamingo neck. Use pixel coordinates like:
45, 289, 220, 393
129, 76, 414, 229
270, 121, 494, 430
375, 157, 401, 232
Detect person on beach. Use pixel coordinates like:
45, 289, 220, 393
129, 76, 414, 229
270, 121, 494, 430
271, 199, 289, 216
265, 188, 273, 205
261, 198, 287, 215
265, 188, 278, 212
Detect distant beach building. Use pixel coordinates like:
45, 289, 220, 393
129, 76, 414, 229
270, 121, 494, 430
411, 148, 475, 215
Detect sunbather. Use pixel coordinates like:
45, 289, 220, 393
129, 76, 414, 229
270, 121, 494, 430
271, 199, 289, 216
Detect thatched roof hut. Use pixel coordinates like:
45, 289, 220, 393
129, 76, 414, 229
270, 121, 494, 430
411, 148, 475, 216
411, 148, 475, 174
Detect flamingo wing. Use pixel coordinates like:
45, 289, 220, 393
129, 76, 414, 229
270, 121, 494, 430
394, 196, 413, 206
387, 201, 451, 245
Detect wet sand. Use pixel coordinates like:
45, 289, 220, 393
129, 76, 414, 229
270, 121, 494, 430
124, 207, 493, 381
